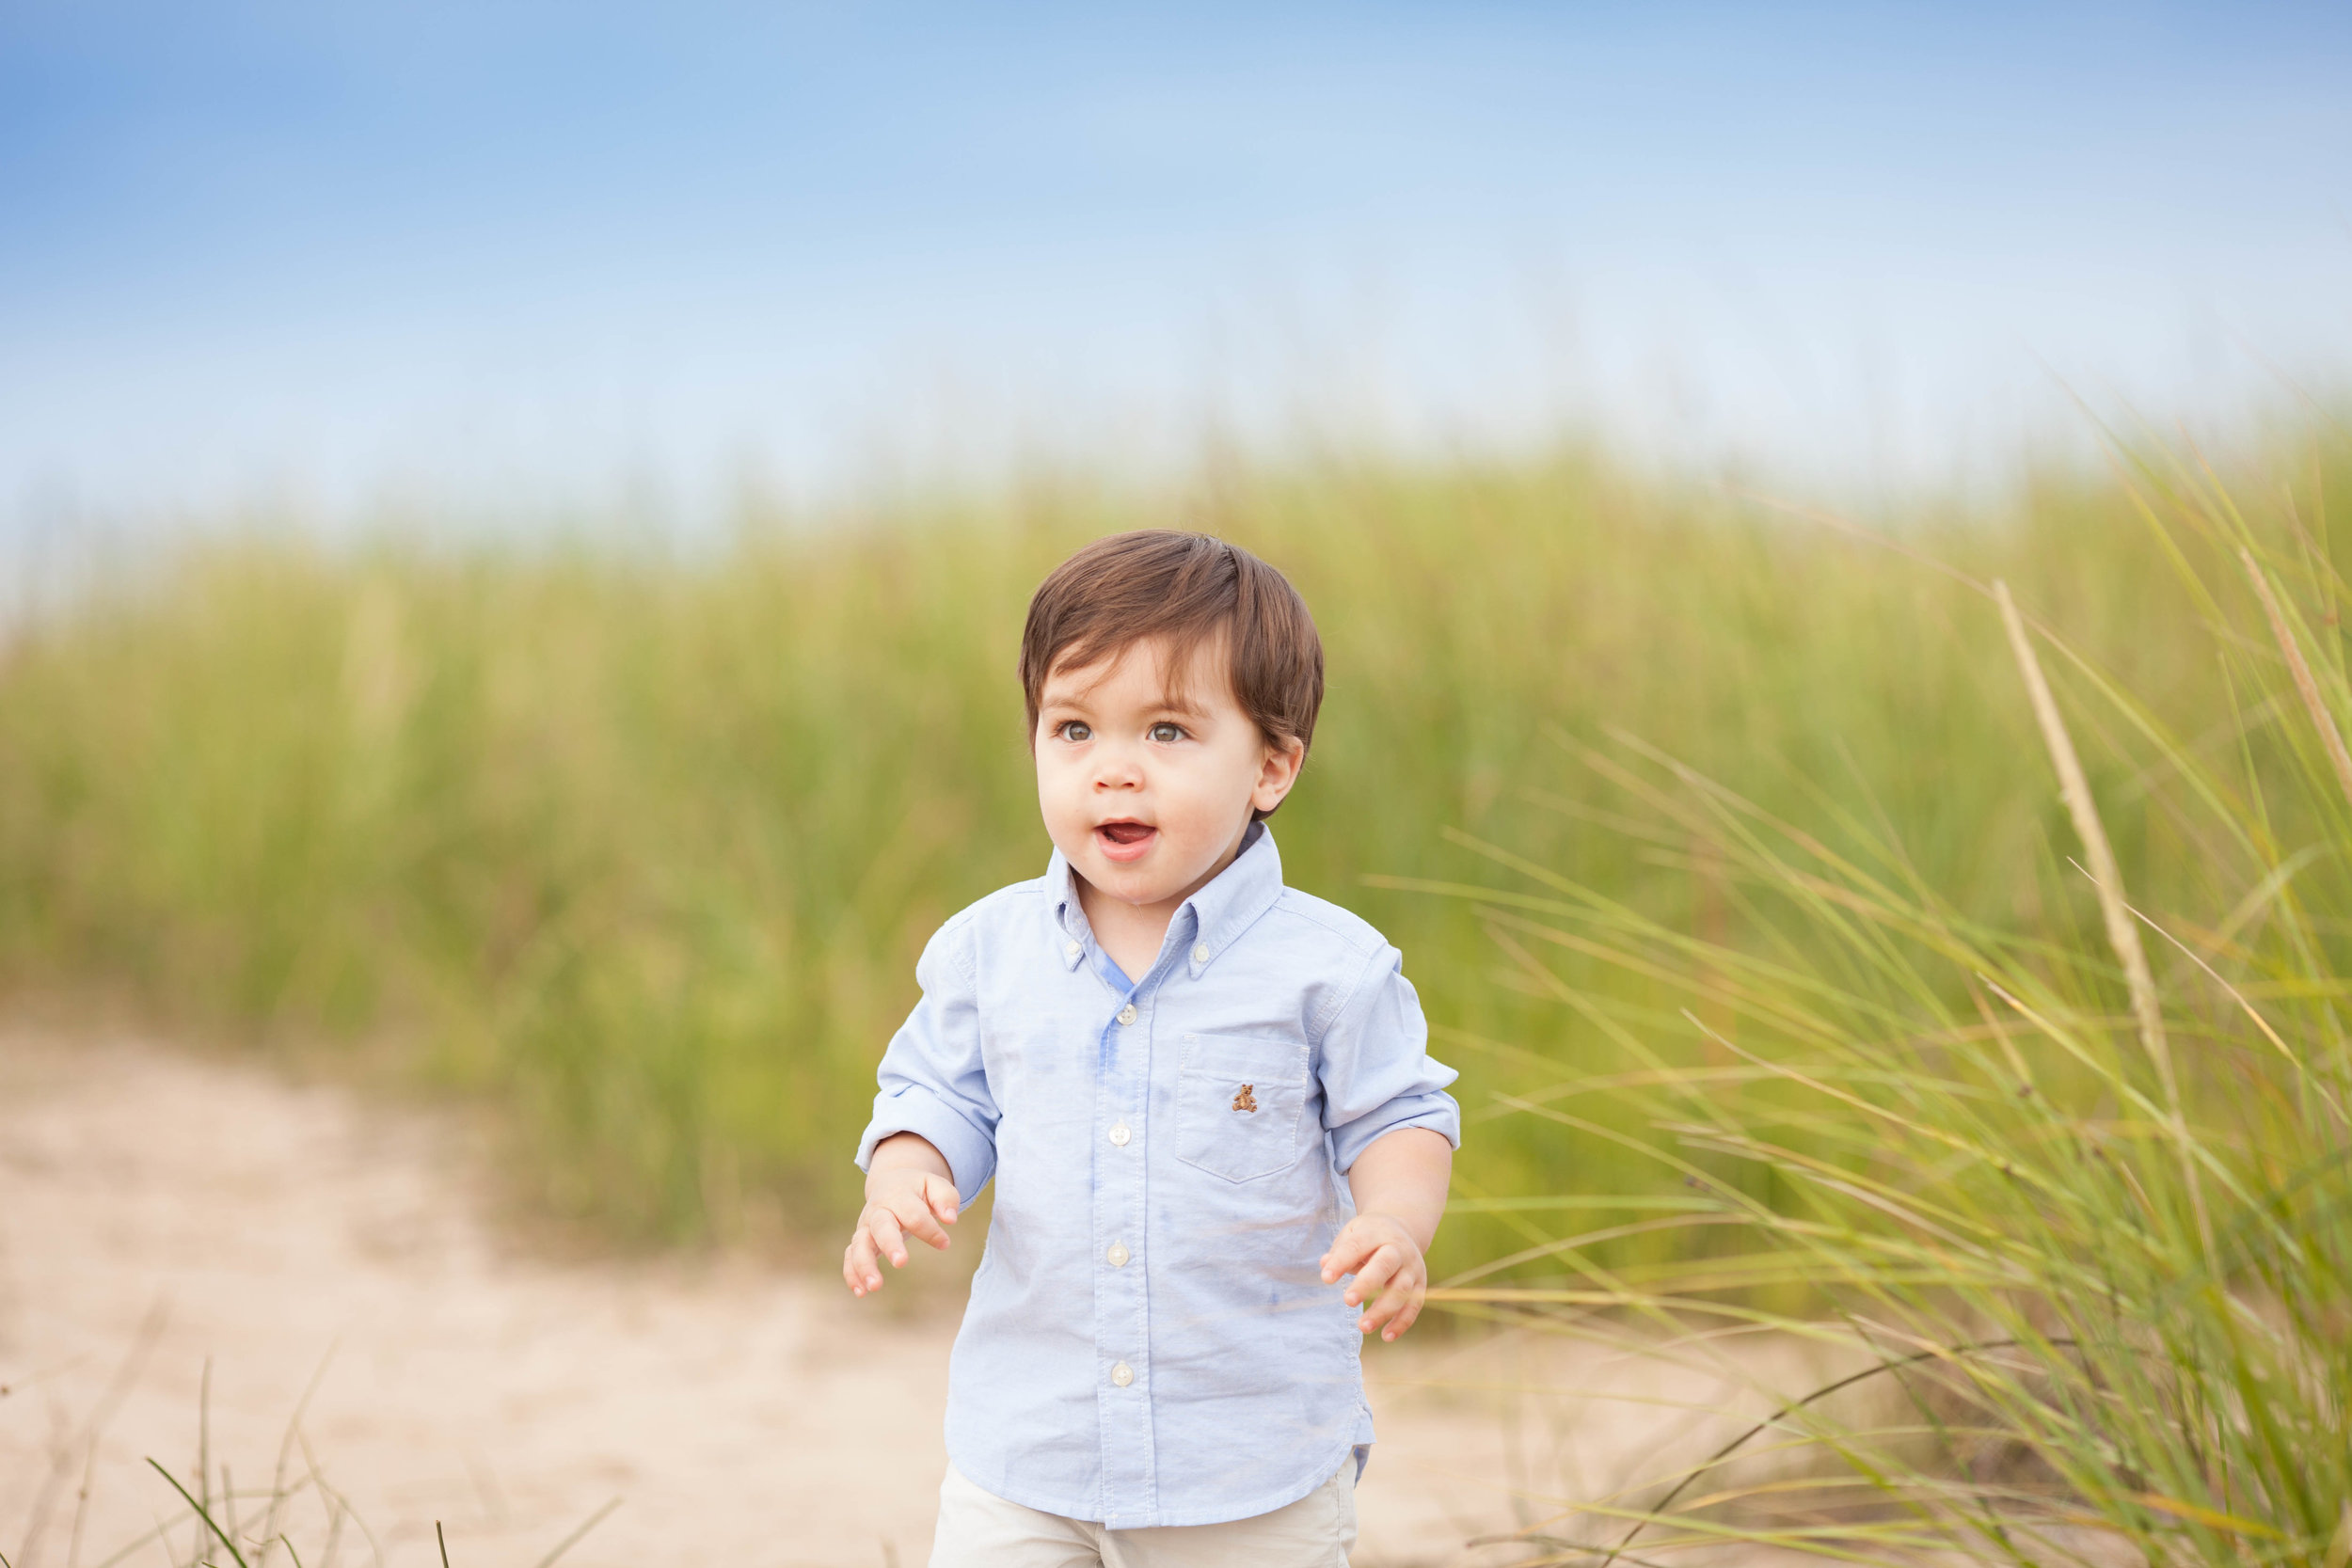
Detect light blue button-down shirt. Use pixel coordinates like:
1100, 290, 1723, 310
853, 824, 1461, 1528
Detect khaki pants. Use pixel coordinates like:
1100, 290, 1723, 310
930, 1464, 1357, 1568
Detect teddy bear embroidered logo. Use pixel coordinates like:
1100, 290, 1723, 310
1231, 1084, 1258, 1113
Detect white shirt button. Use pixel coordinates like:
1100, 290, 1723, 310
1117, 1003, 1137, 1026
1192, 942, 1210, 964
1106, 1242, 1130, 1268
1107, 1124, 1131, 1147
1065, 939, 1081, 960
1110, 1361, 1134, 1387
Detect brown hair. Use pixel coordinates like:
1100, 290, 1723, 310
1019, 531, 1324, 814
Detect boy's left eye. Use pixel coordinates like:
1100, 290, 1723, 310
1148, 721, 1185, 743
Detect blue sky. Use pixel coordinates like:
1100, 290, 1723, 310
5, 2, 2349, 535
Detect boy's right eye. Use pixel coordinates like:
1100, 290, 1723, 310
1057, 721, 1092, 742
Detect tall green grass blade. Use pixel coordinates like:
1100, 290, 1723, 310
143, 1461, 250, 1568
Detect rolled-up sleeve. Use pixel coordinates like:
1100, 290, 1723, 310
854, 916, 1000, 1203
1316, 943, 1462, 1171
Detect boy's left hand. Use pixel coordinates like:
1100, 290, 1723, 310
1320, 1212, 1428, 1341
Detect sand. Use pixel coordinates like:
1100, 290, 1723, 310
0, 1035, 1813, 1568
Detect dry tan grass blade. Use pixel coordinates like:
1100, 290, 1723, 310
1994, 581, 2173, 1099
2239, 545, 2352, 814
1994, 579, 2210, 1254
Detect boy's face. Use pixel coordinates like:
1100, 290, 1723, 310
1033, 635, 1304, 914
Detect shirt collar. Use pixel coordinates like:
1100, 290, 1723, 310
1046, 821, 1286, 976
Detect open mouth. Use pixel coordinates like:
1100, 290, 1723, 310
1094, 819, 1158, 862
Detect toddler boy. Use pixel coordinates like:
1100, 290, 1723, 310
845, 531, 1460, 1565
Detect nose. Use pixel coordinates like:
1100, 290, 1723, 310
1090, 736, 1144, 790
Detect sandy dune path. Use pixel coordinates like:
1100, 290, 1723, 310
0, 1036, 1782, 1568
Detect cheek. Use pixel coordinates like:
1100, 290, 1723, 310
1036, 754, 1101, 839
1036, 755, 1077, 800
1158, 753, 1262, 832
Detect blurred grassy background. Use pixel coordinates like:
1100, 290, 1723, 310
2, 432, 2340, 1275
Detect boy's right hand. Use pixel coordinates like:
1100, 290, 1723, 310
844, 1139, 961, 1296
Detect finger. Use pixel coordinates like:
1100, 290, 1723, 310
1382, 1293, 1426, 1342
869, 1206, 911, 1267
923, 1177, 962, 1227
1359, 1272, 1422, 1337
1319, 1226, 1378, 1285
891, 1196, 951, 1252
1343, 1244, 1403, 1308
845, 1227, 885, 1296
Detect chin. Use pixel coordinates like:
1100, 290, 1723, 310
1082, 847, 1191, 903
1087, 862, 1167, 903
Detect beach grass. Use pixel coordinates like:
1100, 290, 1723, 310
1425, 433, 2352, 1560
0, 427, 2343, 1303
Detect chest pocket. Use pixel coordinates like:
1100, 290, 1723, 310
1175, 1034, 1311, 1182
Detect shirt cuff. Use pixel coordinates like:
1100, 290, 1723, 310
1330, 1090, 1462, 1172
855, 1085, 998, 1204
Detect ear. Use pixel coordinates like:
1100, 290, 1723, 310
1251, 735, 1307, 816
